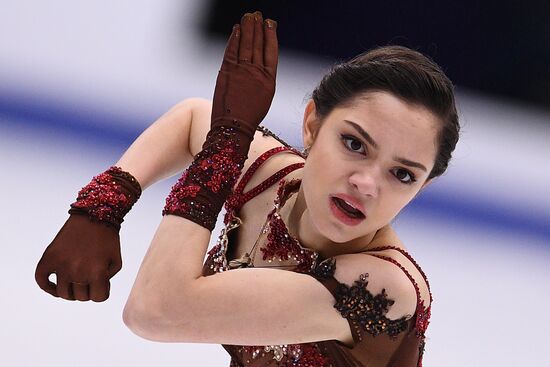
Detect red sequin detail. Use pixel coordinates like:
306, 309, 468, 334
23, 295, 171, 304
260, 181, 317, 273
163, 126, 247, 230
368, 252, 432, 367
70, 166, 141, 227
237, 343, 332, 367
224, 146, 304, 224
291, 344, 332, 367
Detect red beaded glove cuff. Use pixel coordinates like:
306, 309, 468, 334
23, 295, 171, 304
69, 166, 142, 229
162, 123, 253, 231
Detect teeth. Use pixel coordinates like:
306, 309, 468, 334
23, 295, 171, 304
343, 200, 358, 211
334, 197, 363, 217
339, 198, 361, 214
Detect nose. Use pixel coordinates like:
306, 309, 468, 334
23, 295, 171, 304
349, 169, 379, 198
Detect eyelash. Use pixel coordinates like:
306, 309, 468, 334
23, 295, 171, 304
339, 134, 417, 185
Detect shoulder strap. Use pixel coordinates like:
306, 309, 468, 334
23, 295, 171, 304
368, 246, 432, 304
230, 146, 304, 210
368, 254, 424, 308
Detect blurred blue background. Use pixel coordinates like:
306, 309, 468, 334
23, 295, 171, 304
1, 1, 549, 366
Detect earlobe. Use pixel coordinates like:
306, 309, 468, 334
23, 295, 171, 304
302, 99, 321, 147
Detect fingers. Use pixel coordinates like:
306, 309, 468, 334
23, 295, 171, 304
56, 273, 75, 300
263, 19, 278, 79
222, 24, 240, 64
238, 13, 255, 62
252, 12, 264, 65
90, 279, 110, 302
35, 263, 58, 297
108, 255, 123, 278
229, 11, 277, 77
36, 261, 112, 301
72, 282, 89, 301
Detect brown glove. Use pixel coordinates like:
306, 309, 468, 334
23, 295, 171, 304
163, 11, 278, 230
35, 166, 141, 301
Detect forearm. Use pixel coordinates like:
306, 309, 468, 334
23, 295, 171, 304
124, 12, 279, 338
123, 215, 210, 334
115, 99, 198, 190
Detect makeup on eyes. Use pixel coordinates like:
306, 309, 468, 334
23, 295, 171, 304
341, 120, 428, 173
339, 133, 418, 185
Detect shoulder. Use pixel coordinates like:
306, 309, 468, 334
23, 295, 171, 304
331, 225, 432, 319
328, 252, 419, 321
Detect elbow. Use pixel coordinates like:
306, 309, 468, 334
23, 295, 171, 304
122, 301, 155, 341
123, 298, 195, 343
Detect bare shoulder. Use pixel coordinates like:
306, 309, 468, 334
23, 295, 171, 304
337, 225, 431, 314
186, 98, 304, 194
329, 252, 418, 321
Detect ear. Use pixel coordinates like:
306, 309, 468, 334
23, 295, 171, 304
302, 99, 322, 148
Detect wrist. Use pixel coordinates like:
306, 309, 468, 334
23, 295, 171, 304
69, 166, 142, 229
163, 125, 251, 231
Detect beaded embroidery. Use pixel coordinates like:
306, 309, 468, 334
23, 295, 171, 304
367, 249, 433, 337
312, 258, 337, 279
163, 125, 247, 230
333, 273, 409, 340
69, 166, 141, 228
260, 179, 318, 273
367, 248, 433, 367
238, 343, 332, 367
202, 132, 432, 366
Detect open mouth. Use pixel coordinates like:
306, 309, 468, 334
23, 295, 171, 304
332, 197, 365, 219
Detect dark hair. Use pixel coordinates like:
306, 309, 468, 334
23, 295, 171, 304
310, 45, 460, 179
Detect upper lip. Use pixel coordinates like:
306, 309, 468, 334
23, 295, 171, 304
331, 194, 366, 216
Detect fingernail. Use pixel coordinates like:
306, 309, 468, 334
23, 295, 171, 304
266, 19, 276, 29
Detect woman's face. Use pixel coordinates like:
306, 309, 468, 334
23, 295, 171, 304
300, 91, 440, 247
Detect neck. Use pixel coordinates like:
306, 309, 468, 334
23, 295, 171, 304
283, 181, 377, 259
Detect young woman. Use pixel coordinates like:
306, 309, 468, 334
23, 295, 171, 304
36, 11, 459, 367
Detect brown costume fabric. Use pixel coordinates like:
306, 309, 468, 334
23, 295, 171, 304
201, 136, 429, 367
36, 167, 141, 300
162, 13, 277, 231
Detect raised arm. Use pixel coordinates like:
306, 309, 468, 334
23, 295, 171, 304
34, 97, 211, 302
123, 12, 421, 356
115, 97, 209, 190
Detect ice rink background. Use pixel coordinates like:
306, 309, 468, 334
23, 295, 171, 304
1, 1, 549, 366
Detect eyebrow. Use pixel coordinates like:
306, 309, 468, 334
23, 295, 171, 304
342, 119, 428, 172
344, 120, 379, 149
394, 158, 428, 172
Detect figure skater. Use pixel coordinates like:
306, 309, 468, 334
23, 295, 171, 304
36, 11, 459, 366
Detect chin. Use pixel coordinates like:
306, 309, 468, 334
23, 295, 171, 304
317, 219, 354, 244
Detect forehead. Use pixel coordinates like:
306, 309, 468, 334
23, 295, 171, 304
346, 90, 438, 124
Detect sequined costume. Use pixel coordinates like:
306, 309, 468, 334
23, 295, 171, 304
202, 126, 432, 367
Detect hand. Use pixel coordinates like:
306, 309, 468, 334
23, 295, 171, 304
35, 214, 122, 302
211, 11, 278, 128
162, 12, 279, 231
35, 166, 141, 301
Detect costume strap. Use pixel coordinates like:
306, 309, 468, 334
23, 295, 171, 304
225, 126, 305, 213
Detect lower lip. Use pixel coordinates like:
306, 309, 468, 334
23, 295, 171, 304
329, 197, 365, 226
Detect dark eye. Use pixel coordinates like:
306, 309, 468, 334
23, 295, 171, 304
340, 134, 366, 155
391, 168, 417, 185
